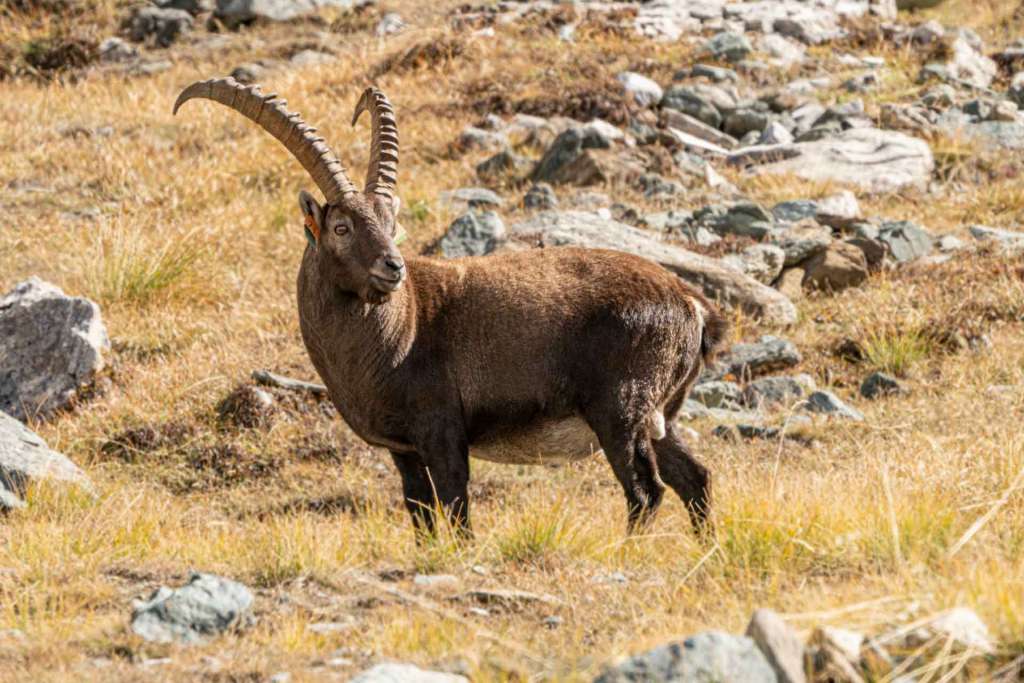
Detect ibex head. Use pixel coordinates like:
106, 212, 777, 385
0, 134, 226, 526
174, 78, 406, 304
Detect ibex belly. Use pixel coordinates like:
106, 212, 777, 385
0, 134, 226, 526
470, 417, 601, 465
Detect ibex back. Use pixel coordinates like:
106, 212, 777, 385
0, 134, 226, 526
174, 79, 728, 537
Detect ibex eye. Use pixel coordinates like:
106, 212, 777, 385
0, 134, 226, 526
333, 222, 350, 236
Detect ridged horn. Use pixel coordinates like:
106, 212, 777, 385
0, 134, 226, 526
351, 87, 399, 201
173, 77, 358, 204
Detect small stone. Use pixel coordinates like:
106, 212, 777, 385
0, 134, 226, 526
759, 121, 793, 145
746, 609, 807, 683
457, 589, 560, 608
523, 183, 558, 210
230, 62, 267, 84
439, 187, 503, 210
811, 626, 864, 664
691, 381, 744, 409
618, 72, 663, 107
936, 234, 966, 252
131, 573, 254, 645
722, 244, 786, 285
289, 49, 335, 67
922, 84, 956, 109
802, 242, 868, 293
708, 336, 802, 381
905, 608, 994, 653
594, 632, 776, 683
0, 278, 109, 422
661, 86, 724, 129
703, 31, 752, 63
98, 37, 138, 63
124, 6, 193, 47
814, 191, 860, 229
878, 221, 933, 262
439, 211, 506, 259
744, 375, 815, 410
911, 20, 945, 45
458, 126, 508, 153
860, 372, 904, 399
1, 411, 94, 509
476, 151, 533, 184
375, 12, 406, 37
691, 64, 739, 83
803, 391, 864, 421
968, 224, 1024, 254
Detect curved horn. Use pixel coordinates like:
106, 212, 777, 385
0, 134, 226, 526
351, 87, 399, 201
173, 77, 358, 204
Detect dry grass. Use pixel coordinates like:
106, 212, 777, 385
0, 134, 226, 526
2, 0, 1024, 681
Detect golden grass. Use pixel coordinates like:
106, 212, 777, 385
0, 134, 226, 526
1, 0, 1024, 681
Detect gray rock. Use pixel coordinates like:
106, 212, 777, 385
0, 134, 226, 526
458, 126, 508, 153
0, 278, 109, 422
737, 128, 934, 194
594, 631, 776, 683
507, 212, 797, 325
691, 381, 744, 409
375, 12, 406, 37
697, 202, 775, 240
691, 63, 739, 82
476, 151, 533, 184
532, 127, 613, 185
744, 375, 816, 409
803, 391, 864, 421
131, 573, 254, 644
815, 191, 861, 229
936, 234, 966, 252
946, 36, 997, 89
1010, 72, 1024, 110
761, 33, 806, 66
759, 121, 794, 145
523, 183, 558, 211
771, 200, 818, 224
746, 609, 807, 683
438, 187, 503, 210
722, 244, 786, 285
98, 37, 139, 63
724, 108, 770, 139
904, 608, 994, 654
911, 20, 945, 45
878, 221, 933, 262
352, 663, 468, 683
968, 224, 1024, 254
125, 6, 193, 47
156, 0, 213, 12
618, 72, 663, 108
0, 411, 94, 509
440, 211, 506, 258
703, 31, 752, 63
860, 372, 904, 399
661, 86, 723, 129
708, 336, 802, 381
772, 223, 833, 267
215, 0, 354, 27
922, 83, 957, 109
713, 417, 813, 443
662, 109, 738, 150
953, 120, 1024, 150
230, 62, 268, 84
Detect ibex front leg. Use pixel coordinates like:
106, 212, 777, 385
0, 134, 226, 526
399, 418, 471, 538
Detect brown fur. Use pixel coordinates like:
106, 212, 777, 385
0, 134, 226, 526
297, 198, 727, 537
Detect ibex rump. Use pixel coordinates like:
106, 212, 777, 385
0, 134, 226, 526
174, 79, 727, 537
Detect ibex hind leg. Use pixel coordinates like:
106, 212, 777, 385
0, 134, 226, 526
654, 382, 713, 537
585, 409, 666, 534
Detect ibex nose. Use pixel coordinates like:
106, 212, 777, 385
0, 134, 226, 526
384, 256, 405, 274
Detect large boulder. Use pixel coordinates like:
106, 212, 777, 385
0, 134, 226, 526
506, 212, 797, 325
0, 278, 109, 422
0, 411, 94, 509
706, 336, 802, 381
801, 241, 869, 291
594, 631, 776, 683
439, 210, 506, 259
215, 0, 353, 27
731, 128, 934, 194
131, 573, 255, 644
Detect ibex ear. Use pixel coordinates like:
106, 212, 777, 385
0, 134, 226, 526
298, 190, 324, 248
390, 195, 408, 244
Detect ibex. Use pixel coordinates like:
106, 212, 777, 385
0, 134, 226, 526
174, 78, 727, 537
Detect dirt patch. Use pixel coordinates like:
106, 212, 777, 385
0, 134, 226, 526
174, 443, 283, 493
217, 385, 278, 429
101, 421, 197, 463
371, 35, 468, 77
464, 77, 631, 125
328, 2, 380, 34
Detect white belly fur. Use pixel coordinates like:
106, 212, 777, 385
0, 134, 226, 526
470, 417, 602, 465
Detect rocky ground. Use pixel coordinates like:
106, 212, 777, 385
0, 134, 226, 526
2, 0, 1024, 681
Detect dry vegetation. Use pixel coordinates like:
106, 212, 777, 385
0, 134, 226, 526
2, 0, 1024, 681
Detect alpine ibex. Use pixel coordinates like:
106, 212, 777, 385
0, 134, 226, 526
174, 78, 727, 537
